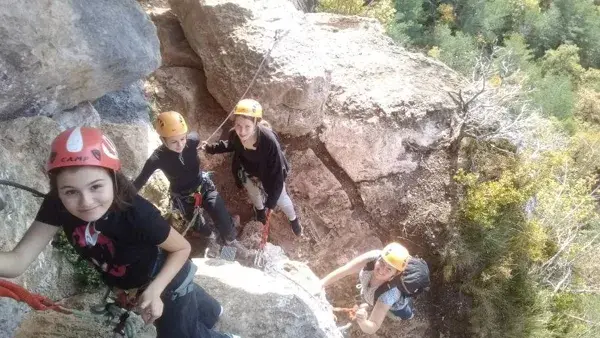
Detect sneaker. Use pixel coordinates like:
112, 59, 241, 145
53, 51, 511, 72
254, 207, 267, 224
290, 218, 302, 236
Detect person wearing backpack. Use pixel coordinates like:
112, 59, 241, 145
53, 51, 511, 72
320, 242, 430, 334
200, 99, 302, 237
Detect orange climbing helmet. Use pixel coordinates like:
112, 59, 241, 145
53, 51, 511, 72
46, 127, 121, 172
234, 99, 263, 119
154, 111, 188, 137
381, 242, 411, 272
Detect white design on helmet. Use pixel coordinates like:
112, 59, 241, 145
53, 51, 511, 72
66, 127, 84, 153
102, 135, 119, 160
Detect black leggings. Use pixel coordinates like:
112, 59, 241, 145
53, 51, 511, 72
155, 261, 230, 338
172, 178, 235, 242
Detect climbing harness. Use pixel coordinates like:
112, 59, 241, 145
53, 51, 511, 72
179, 191, 204, 237
90, 286, 144, 338
202, 29, 290, 144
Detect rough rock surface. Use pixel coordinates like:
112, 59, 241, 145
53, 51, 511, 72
149, 8, 203, 68
0, 0, 160, 120
13, 290, 155, 338
170, 0, 332, 136
92, 81, 152, 125
0, 298, 30, 338
0, 117, 77, 303
193, 258, 343, 338
289, 0, 317, 12
51, 102, 102, 130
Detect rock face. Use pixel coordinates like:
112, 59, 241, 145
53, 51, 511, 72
289, 0, 318, 12
164, 2, 464, 336
13, 290, 155, 338
170, 0, 332, 136
168, 0, 461, 240
92, 81, 152, 125
193, 258, 343, 338
149, 8, 203, 68
0, 0, 160, 120
0, 117, 77, 304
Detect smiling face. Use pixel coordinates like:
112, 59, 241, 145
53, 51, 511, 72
234, 116, 257, 143
56, 166, 114, 222
162, 133, 187, 153
373, 257, 399, 282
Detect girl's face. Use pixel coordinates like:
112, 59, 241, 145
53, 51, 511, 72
373, 257, 399, 281
234, 116, 256, 142
56, 167, 114, 222
163, 133, 187, 153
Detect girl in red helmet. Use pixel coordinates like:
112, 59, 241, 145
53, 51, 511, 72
0, 127, 239, 338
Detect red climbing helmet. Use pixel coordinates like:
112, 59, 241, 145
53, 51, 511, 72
46, 127, 121, 172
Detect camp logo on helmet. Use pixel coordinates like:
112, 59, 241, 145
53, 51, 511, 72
61, 156, 89, 163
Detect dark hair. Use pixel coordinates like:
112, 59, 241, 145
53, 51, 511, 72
48, 166, 137, 211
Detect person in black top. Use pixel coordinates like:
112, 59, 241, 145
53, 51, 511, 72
133, 111, 238, 245
202, 99, 302, 236
0, 127, 239, 338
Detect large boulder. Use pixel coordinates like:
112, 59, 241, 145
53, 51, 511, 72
193, 258, 343, 338
149, 8, 204, 68
170, 0, 332, 136
169, 0, 461, 237
0, 0, 160, 120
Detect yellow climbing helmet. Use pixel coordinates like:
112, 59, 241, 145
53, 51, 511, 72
234, 99, 263, 119
154, 111, 188, 137
381, 242, 411, 272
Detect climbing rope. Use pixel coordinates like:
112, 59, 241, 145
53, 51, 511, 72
0, 180, 46, 198
202, 29, 291, 143
0, 279, 72, 314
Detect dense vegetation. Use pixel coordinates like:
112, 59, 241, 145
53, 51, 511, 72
319, 1, 600, 337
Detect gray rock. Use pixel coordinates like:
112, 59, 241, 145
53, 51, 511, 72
92, 81, 151, 125
0, 0, 160, 120
0, 298, 30, 338
52, 101, 101, 130
192, 258, 344, 338
170, 0, 332, 136
289, 0, 318, 12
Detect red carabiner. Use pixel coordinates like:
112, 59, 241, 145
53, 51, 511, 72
193, 192, 202, 208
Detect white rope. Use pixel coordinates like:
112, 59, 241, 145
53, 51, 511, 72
202, 29, 290, 143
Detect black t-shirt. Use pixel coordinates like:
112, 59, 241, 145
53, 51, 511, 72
133, 133, 203, 195
35, 195, 170, 290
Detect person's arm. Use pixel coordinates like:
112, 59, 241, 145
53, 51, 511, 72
321, 250, 381, 287
134, 198, 190, 324
0, 221, 60, 278
132, 156, 159, 192
355, 300, 392, 334
203, 131, 235, 154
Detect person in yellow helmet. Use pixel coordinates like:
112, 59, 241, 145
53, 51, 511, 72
201, 99, 302, 236
319, 243, 416, 334
133, 111, 240, 247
